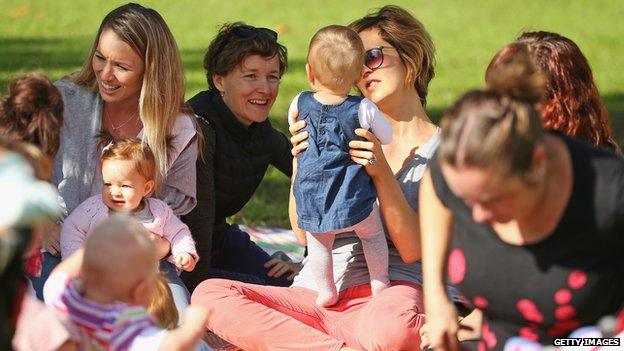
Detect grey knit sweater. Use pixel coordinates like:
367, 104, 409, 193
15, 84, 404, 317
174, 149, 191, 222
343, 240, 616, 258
52, 79, 198, 217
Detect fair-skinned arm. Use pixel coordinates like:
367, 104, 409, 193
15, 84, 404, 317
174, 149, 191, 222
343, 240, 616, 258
158, 305, 208, 351
348, 128, 422, 263
420, 169, 460, 351
288, 157, 307, 245
51, 248, 84, 279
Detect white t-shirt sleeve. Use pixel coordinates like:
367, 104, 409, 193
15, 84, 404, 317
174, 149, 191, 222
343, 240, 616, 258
287, 93, 302, 126
128, 327, 169, 351
358, 98, 393, 144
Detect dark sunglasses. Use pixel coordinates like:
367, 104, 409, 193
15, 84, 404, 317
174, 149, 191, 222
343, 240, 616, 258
232, 26, 278, 41
365, 46, 393, 70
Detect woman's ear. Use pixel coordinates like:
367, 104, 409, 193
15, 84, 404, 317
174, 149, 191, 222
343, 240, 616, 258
212, 74, 225, 95
143, 179, 155, 197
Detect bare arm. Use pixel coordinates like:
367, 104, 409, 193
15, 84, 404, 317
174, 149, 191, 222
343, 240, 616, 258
420, 169, 459, 351
349, 128, 422, 263
288, 157, 307, 245
158, 305, 208, 351
51, 248, 84, 279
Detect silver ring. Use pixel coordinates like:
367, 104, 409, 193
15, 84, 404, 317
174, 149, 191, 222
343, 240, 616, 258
368, 157, 377, 165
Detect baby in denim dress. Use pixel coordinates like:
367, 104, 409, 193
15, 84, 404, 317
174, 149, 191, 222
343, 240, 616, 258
288, 25, 393, 307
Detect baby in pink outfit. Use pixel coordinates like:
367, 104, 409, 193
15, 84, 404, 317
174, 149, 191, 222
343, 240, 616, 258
60, 137, 198, 272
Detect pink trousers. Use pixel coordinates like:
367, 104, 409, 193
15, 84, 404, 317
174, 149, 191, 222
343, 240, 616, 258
191, 279, 425, 351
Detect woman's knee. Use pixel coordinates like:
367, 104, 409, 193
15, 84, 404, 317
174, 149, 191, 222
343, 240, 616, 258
190, 278, 239, 307
358, 286, 425, 350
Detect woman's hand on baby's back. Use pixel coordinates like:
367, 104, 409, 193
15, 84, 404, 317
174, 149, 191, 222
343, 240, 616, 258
349, 128, 389, 178
289, 119, 309, 156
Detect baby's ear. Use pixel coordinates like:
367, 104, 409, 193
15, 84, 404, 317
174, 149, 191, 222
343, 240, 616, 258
143, 179, 155, 197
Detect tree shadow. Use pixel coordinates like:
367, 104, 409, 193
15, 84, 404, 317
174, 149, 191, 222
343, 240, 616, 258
0, 36, 93, 88
603, 93, 624, 148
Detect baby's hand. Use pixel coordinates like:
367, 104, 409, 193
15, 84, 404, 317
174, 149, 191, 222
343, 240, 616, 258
175, 252, 196, 272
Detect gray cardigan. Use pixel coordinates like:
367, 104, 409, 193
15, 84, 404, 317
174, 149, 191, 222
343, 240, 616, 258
52, 79, 198, 217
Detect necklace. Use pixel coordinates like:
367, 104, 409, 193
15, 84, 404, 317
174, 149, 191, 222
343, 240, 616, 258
104, 107, 140, 132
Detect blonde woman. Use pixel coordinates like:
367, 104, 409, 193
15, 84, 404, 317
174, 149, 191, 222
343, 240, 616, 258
32, 3, 197, 309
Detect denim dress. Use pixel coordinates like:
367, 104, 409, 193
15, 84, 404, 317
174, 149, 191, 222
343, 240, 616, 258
294, 92, 376, 233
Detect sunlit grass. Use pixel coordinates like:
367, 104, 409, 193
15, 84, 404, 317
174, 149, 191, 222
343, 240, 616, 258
2, 0, 622, 226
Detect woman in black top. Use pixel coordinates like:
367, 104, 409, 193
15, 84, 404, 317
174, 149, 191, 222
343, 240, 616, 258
420, 51, 624, 350
182, 23, 298, 291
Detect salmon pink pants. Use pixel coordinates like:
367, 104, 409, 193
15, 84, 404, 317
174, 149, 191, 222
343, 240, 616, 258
191, 279, 425, 351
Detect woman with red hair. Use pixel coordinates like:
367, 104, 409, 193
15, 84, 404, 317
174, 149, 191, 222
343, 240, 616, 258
486, 31, 620, 152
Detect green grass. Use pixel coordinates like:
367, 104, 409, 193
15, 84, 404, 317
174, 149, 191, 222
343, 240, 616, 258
2, 0, 623, 227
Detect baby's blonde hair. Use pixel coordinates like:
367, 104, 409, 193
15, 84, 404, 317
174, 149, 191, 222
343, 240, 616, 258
100, 137, 156, 182
147, 273, 179, 330
308, 25, 364, 93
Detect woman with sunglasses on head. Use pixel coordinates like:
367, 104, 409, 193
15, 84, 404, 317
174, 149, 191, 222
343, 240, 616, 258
420, 51, 624, 351
191, 6, 458, 350
182, 22, 299, 291
31, 3, 198, 318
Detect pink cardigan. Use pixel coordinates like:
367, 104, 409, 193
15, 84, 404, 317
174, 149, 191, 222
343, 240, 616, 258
60, 195, 198, 266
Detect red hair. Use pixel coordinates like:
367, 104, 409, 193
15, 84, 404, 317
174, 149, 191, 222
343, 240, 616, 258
487, 31, 620, 152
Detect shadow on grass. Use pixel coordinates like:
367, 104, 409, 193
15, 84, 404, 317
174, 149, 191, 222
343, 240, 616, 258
603, 93, 624, 148
0, 36, 90, 88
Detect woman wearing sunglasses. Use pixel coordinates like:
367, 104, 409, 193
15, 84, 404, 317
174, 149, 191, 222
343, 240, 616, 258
183, 23, 299, 291
191, 6, 456, 350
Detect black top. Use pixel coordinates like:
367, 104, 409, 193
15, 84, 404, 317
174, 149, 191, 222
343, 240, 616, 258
182, 90, 292, 290
430, 134, 624, 350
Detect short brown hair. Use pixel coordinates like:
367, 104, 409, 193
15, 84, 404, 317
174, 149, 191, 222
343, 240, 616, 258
350, 5, 435, 105
100, 137, 155, 181
0, 73, 63, 159
204, 22, 288, 90
308, 25, 364, 93
440, 50, 545, 180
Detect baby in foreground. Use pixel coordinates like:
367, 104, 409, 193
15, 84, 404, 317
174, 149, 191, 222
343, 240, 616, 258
44, 216, 207, 351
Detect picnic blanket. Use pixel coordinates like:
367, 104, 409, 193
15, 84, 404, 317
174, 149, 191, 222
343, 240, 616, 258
240, 225, 305, 262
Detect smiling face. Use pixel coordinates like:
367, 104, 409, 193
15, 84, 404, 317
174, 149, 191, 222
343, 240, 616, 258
92, 29, 145, 106
441, 163, 540, 224
356, 28, 409, 111
101, 159, 154, 212
212, 54, 280, 126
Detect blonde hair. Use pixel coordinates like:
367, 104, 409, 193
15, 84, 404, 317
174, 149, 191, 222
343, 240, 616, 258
308, 25, 364, 93
100, 137, 155, 181
439, 49, 545, 180
349, 5, 436, 105
71, 3, 189, 189
147, 273, 179, 330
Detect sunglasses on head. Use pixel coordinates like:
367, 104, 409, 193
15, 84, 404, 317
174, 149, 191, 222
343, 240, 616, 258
365, 46, 393, 70
232, 26, 278, 41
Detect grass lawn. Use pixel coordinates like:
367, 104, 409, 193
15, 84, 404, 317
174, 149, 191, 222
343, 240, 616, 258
2, 0, 623, 227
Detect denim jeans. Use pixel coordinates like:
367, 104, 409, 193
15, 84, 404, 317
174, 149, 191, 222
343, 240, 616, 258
30, 252, 61, 300
207, 224, 292, 287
